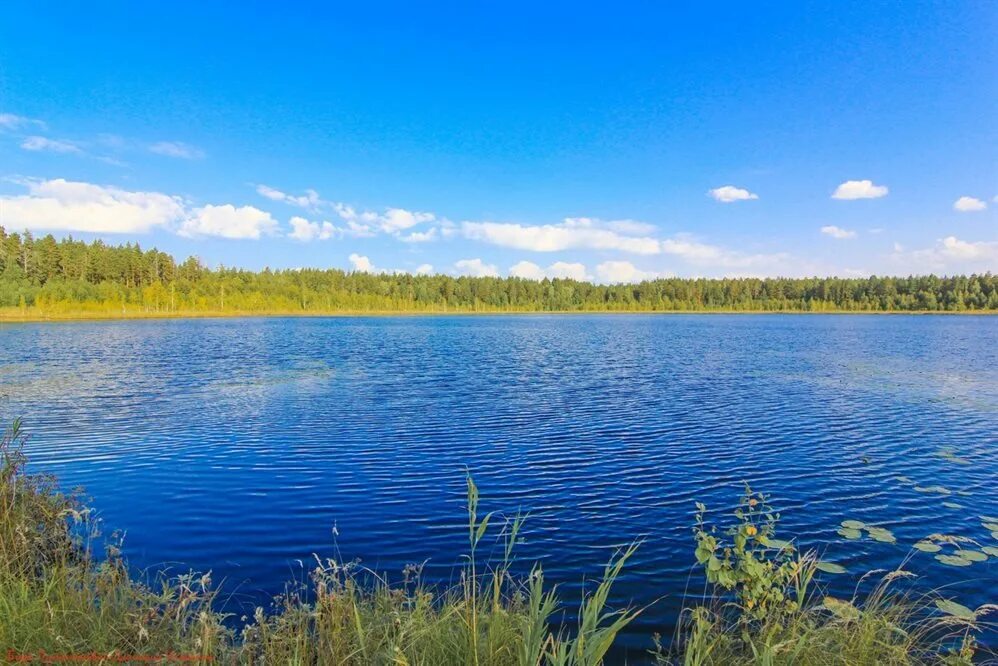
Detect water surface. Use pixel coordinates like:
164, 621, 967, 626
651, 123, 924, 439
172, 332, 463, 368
2, 315, 996, 653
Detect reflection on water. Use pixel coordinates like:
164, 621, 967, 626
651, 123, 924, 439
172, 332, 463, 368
1, 314, 996, 653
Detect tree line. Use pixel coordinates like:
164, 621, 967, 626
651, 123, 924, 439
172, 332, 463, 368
2, 227, 996, 315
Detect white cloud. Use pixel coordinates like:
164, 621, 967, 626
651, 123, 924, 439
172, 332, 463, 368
20, 136, 81, 153
892, 235, 998, 272
563, 217, 658, 235
708, 185, 759, 203
658, 234, 788, 271
820, 225, 857, 239
149, 141, 205, 160
0, 178, 185, 233
462, 221, 660, 254
349, 253, 376, 273
381, 208, 435, 232
595, 261, 664, 283
935, 236, 998, 261
0, 113, 45, 130
415, 263, 434, 275
953, 196, 986, 212
256, 185, 323, 210
180, 204, 278, 239
454, 258, 499, 277
831, 179, 888, 200
288, 216, 337, 242
509, 260, 589, 281
400, 228, 438, 243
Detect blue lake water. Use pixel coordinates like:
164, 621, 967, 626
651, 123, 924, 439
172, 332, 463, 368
2, 314, 997, 655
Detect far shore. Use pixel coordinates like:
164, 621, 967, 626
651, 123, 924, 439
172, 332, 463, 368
2, 307, 996, 325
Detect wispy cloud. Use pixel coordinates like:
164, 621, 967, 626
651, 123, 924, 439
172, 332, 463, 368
820, 225, 857, 239
0, 113, 46, 131
149, 141, 206, 160
462, 220, 661, 254
20, 136, 82, 154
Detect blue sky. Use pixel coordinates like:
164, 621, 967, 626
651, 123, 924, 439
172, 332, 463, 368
0, 1, 995, 280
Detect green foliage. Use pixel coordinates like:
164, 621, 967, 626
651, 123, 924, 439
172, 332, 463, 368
2, 226, 997, 316
692, 488, 811, 621
0, 419, 637, 665
666, 488, 996, 665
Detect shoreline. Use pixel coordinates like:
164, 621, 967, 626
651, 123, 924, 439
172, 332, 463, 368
1, 307, 996, 324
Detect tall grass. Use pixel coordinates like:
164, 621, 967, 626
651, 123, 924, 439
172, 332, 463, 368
1, 419, 993, 664
657, 487, 995, 665
0, 419, 638, 664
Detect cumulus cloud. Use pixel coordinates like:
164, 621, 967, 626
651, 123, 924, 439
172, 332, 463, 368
462, 220, 660, 254
0, 178, 185, 233
288, 216, 338, 242
454, 258, 499, 277
708, 185, 759, 203
149, 141, 205, 160
380, 208, 435, 232
509, 260, 589, 281
820, 225, 857, 239
348, 253, 376, 273
20, 136, 81, 153
953, 196, 986, 212
832, 179, 888, 200
0, 113, 46, 130
891, 236, 998, 272
595, 261, 665, 283
415, 263, 434, 275
179, 204, 278, 239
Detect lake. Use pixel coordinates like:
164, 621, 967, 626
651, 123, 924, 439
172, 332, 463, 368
2, 314, 997, 654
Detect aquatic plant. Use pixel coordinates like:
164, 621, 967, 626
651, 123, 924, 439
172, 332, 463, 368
660, 488, 996, 665
2, 418, 994, 665
0, 418, 638, 665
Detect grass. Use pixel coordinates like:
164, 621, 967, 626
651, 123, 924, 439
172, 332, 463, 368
1, 419, 994, 664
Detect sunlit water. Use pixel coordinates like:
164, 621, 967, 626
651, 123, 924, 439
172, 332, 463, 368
2, 315, 996, 656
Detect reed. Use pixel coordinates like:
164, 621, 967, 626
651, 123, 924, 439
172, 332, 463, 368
1, 419, 993, 664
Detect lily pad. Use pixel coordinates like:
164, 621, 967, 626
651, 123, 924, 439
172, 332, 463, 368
866, 527, 897, 543
837, 527, 862, 540
914, 541, 942, 553
981, 546, 998, 557
761, 537, 792, 550
935, 599, 976, 621
942, 502, 963, 509
823, 596, 860, 620
982, 515, 998, 523
956, 550, 988, 562
935, 449, 971, 465
935, 554, 972, 567
982, 522, 998, 532
893, 475, 912, 483
841, 519, 866, 530
914, 485, 950, 495
816, 561, 848, 574
991, 531, 998, 541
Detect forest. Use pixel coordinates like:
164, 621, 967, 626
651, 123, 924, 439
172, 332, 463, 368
1, 226, 996, 316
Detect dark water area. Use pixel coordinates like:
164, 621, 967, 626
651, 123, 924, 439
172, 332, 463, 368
2, 314, 996, 657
